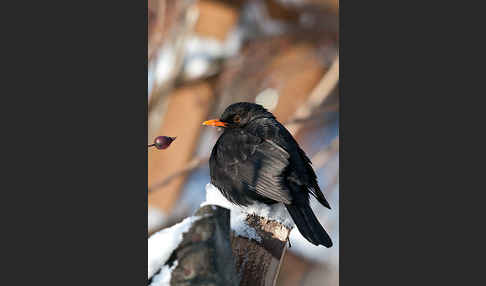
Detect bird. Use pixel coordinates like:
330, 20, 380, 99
202, 102, 332, 247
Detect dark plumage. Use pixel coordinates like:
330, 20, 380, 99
203, 102, 332, 247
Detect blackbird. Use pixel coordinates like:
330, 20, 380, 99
203, 102, 332, 247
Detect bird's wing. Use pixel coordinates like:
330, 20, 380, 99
220, 131, 293, 204
249, 119, 331, 209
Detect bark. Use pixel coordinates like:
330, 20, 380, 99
230, 214, 291, 286
164, 205, 240, 286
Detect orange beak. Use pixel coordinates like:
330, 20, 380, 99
202, 119, 227, 127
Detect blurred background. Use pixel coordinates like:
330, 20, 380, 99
148, 0, 339, 285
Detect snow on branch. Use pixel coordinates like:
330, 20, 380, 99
202, 183, 294, 240
202, 183, 293, 286
148, 183, 294, 286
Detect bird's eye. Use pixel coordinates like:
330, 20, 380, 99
233, 115, 241, 123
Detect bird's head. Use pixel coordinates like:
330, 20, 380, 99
203, 102, 275, 129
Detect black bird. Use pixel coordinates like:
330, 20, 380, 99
203, 102, 332, 247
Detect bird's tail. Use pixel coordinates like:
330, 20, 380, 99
286, 203, 333, 247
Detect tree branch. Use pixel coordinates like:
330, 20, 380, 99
148, 205, 239, 286
148, 157, 208, 193
230, 215, 291, 286
311, 137, 339, 170
285, 56, 339, 135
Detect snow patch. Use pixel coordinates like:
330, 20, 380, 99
153, 46, 176, 86
148, 216, 201, 279
149, 261, 178, 286
185, 29, 242, 59
184, 57, 211, 80
181, 30, 243, 81
201, 183, 295, 242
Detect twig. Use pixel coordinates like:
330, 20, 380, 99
310, 137, 339, 169
285, 55, 339, 135
148, 157, 208, 193
148, 0, 166, 61
283, 102, 338, 125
